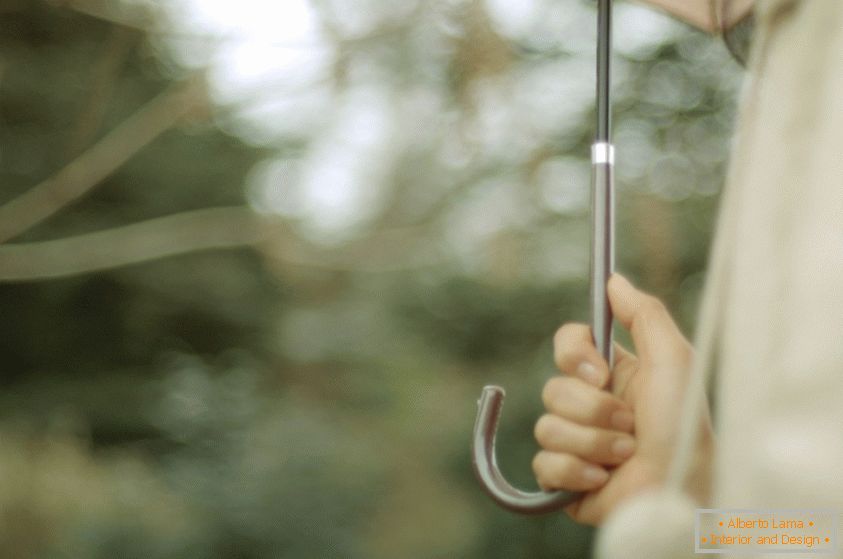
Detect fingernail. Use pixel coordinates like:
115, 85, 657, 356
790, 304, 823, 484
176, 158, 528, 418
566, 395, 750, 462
612, 436, 636, 458
610, 409, 635, 432
583, 465, 609, 485
576, 362, 603, 386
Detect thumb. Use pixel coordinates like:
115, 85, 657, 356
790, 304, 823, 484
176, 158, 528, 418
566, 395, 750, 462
607, 273, 691, 367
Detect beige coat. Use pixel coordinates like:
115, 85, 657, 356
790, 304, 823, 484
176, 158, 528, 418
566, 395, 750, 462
595, 1, 843, 558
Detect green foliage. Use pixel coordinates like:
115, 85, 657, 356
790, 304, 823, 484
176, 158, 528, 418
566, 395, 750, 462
0, 0, 742, 557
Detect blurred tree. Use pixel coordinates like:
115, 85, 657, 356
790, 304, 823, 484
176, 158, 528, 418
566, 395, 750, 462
0, 0, 741, 558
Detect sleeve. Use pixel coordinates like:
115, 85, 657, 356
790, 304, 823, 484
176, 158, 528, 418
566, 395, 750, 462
596, 0, 843, 557
593, 488, 699, 559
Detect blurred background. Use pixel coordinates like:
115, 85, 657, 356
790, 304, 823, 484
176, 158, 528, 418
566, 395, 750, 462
0, 0, 742, 557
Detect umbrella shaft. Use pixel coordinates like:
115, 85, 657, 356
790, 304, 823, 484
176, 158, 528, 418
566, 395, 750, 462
596, 0, 612, 142
594, 0, 614, 368
590, 143, 615, 367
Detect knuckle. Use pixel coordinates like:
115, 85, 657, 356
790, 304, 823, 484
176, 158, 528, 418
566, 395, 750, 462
553, 323, 577, 344
531, 451, 543, 471
542, 376, 580, 411
533, 452, 573, 488
554, 323, 589, 350
541, 377, 564, 408
534, 414, 556, 445
553, 348, 568, 370
553, 323, 595, 373
531, 452, 548, 480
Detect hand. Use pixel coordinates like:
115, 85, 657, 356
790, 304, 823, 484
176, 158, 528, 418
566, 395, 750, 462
532, 273, 714, 525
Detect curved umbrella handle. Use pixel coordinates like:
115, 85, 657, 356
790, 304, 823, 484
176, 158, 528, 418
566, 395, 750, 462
471, 144, 615, 514
472, 385, 579, 514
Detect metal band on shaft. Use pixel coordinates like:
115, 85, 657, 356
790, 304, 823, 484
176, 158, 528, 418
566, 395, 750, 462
591, 142, 615, 165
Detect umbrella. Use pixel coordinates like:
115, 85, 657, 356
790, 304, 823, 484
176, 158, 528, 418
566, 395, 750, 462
470, 0, 756, 516
472, 0, 616, 515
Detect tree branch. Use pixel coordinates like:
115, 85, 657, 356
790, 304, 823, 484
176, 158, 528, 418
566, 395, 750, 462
58, 0, 158, 32
0, 207, 270, 281
0, 76, 206, 243
64, 25, 137, 159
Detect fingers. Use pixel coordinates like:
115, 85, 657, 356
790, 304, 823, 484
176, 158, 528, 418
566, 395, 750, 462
532, 450, 610, 491
542, 376, 635, 432
610, 341, 639, 401
534, 414, 636, 465
535, 365, 639, 500
553, 323, 610, 387
553, 319, 640, 400
607, 273, 692, 366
